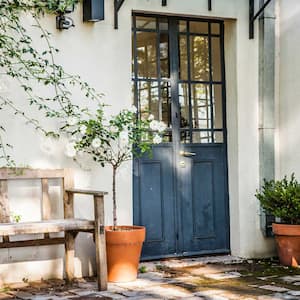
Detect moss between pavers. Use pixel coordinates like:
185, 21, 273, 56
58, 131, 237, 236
153, 259, 300, 299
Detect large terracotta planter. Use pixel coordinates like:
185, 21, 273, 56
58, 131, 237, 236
105, 225, 145, 282
272, 223, 300, 267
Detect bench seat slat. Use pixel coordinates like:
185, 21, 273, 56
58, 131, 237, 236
0, 219, 94, 235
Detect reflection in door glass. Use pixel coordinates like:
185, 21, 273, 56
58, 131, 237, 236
191, 84, 211, 129
179, 83, 190, 129
211, 37, 222, 82
190, 22, 208, 34
138, 81, 159, 121
213, 85, 223, 129
190, 36, 209, 81
179, 35, 188, 80
160, 33, 169, 78
193, 131, 212, 143
137, 32, 157, 79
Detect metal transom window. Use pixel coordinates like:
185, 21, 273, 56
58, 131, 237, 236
132, 14, 226, 144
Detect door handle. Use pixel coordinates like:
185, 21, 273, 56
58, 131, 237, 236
179, 151, 196, 157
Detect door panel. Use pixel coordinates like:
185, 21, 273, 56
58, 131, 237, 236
133, 145, 176, 258
179, 145, 229, 254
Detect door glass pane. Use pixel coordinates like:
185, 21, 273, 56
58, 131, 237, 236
179, 83, 190, 129
190, 36, 209, 81
190, 21, 208, 34
213, 85, 223, 129
138, 81, 159, 121
211, 37, 222, 82
160, 33, 169, 78
159, 18, 168, 31
137, 32, 157, 79
179, 21, 187, 32
211, 23, 220, 35
161, 82, 172, 142
191, 84, 211, 129
193, 131, 212, 143
161, 82, 171, 126
179, 35, 188, 80
136, 16, 156, 30
180, 130, 190, 144
214, 132, 223, 143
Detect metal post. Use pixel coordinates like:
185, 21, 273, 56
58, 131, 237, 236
208, 0, 212, 11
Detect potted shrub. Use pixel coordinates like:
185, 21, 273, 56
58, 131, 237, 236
255, 174, 300, 267
64, 105, 166, 281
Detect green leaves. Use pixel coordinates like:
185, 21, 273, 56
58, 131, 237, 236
255, 174, 300, 224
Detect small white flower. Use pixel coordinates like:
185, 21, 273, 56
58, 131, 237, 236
65, 142, 77, 158
157, 121, 167, 133
67, 116, 78, 126
153, 134, 162, 144
148, 114, 155, 121
80, 124, 87, 135
119, 130, 129, 144
91, 137, 101, 149
110, 125, 119, 133
149, 120, 160, 131
128, 105, 137, 113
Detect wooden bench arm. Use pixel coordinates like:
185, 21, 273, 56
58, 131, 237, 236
65, 189, 108, 197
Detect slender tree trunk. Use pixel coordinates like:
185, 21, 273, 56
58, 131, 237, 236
112, 165, 117, 229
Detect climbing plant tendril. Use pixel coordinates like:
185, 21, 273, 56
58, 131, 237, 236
0, 0, 104, 166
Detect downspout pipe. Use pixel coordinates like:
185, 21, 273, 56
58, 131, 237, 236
258, 0, 276, 236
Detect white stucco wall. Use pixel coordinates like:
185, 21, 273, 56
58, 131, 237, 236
0, 0, 277, 284
278, 0, 300, 179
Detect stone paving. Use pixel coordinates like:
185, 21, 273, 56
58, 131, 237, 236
1, 256, 300, 299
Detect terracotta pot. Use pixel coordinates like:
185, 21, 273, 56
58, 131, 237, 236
272, 223, 300, 267
105, 225, 145, 282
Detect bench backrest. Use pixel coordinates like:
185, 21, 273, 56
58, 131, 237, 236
0, 169, 74, 223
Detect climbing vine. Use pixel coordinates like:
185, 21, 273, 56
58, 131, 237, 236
0, 0, 103, 166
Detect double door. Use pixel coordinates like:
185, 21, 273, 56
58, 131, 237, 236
132, 14, 230, 259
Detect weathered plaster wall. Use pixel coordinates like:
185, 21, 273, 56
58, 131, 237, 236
278, 0, 300, 179
0, 0, 276, 284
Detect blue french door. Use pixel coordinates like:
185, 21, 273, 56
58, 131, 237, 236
132, 14, 230, 259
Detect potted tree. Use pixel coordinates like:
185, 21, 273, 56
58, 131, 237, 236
255, 174, 300, 267
64, 105, 166, 281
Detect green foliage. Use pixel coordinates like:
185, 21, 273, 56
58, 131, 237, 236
255, 174, 300, 224
139, 265, 147, 273
0, 0, 102, 167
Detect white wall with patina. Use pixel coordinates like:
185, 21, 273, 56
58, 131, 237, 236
0, 0, 277, 284
278, 0, 300, 181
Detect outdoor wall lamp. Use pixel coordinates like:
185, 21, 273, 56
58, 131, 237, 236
83, 0, 104, 22
56, 1, 75, 30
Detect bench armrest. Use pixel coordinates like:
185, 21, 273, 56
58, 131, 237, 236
65, 188, 108, 197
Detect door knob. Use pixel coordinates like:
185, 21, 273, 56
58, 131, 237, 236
179, 151, 196, 157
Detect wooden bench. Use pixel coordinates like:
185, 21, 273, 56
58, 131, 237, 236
0, 168, 108, 291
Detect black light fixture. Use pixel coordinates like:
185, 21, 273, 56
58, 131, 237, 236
83, 0, 104, 22
56, 0, 75, 30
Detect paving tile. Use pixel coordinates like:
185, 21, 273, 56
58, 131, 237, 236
93, 291, 125, 299
281, 276, 300, 283
257, 275, 279, 281
204, 272, 242, 280
0, 293, 12, 299
68, 289, 97, 296
273, 293, 300, 300
8, 291, 33, 299
287, 290, 300, 296
142, 285, 192, 299
258, 296, 284, 300
259, 285, 290, 292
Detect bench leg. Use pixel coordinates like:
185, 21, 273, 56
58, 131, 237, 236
94, 196, 107, 291
65, 231, 76, 283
